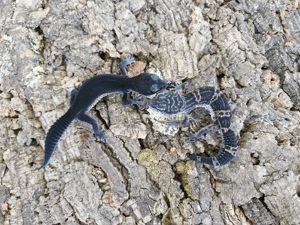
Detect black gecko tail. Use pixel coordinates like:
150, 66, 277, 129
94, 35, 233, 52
185, 129, 238, 167
38, 110, 76, 170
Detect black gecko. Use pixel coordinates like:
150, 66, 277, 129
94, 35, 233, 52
126, 85, 238, 167
39, 57, 168, 169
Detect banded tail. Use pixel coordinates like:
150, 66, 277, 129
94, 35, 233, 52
38, 110, 76, 169
185, 129, 238, 167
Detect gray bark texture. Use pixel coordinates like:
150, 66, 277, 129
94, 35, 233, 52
1, 0, 300, 224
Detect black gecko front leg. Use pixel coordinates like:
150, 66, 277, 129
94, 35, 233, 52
119, 55, 135, 76
120, 56, 143, 106
122, 94, 138, 106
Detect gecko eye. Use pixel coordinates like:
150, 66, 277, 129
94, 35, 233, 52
150, 84, 159, 93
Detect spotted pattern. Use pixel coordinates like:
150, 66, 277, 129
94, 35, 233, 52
140, 86, 238, 167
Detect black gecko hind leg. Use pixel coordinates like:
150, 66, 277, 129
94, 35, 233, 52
119, 56, 135, 105
122, 93, 139, 106
184, 129, 238, 167
121, 94, 149, 109
185, 123, 220, 143
71, 88, 105, 141
70, 88, 78, 105
77, 113, 106, 142
119, 55, 135, 76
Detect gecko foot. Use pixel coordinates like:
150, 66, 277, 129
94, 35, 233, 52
185, 134, 200, 143
94, 130, 106, 143
122, 94, 148, 109
119, 56, 135, 75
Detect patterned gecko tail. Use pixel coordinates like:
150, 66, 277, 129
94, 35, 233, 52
185, 129, 238, 167
38, 110, 76, 170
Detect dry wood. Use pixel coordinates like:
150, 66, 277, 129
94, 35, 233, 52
1, 0, 300, 224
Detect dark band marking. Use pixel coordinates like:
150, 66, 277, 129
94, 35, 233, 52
141, 85, 237, 167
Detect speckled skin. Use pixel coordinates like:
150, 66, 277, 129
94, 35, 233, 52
132, 85, 238, 167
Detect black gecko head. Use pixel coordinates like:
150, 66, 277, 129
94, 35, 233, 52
133, 73, 168, 96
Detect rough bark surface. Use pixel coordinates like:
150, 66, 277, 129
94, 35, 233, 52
1, 0, 300, 224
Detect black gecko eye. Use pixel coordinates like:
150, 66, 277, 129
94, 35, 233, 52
150, 84, 159, 93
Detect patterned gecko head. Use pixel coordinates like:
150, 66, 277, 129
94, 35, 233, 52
133, 72, 168, 96
148, 91, 185, 115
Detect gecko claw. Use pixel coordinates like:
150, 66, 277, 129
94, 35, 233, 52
94, 130, 106, 143
185, 135, 199, 143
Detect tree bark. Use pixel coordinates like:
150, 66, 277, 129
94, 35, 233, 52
1, 0, 300, 224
